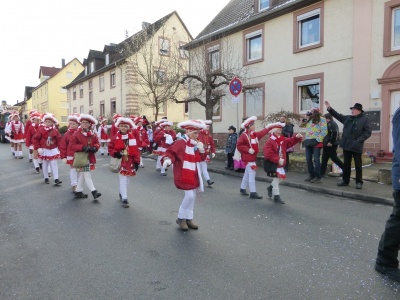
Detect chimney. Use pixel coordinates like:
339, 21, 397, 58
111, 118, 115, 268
142, 22, 151, 30
62, 59, 65, 68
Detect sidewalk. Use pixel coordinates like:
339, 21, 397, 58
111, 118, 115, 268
206, 159, 394, 206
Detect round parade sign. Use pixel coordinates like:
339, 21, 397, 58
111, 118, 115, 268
229, 77, 242, 97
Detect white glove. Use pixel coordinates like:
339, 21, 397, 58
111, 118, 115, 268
248, 148, 255, 154
38, 148, 44, 155
266, 122, 286, 129
62, 158, 67, 164
211, 153, 215, 158
197, 142, 205, 153
162, 158, 171, 169
165, 134, 173, 145
296, 133, 303, 139
279, 158, 284, 166
176, 132, 182, 139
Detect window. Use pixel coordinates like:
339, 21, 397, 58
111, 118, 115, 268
155, 70, 165, 84
80, 106, 84, 113
111, 99, 116, 114
110, 71, 116, 87
293, 3, 324, 53
212, 96, 221, 120
293, 73, 324, 114
73, 107, 77, 113
159, 38, 170, 55
100, 101, 105, 116
89, 80, 93, 89
105, 53, 109, 65
259, 0, 269, 11
60, 87, 66, 94
73, 87, 76, 100
99, 75, 105, 92
384, 0, 400, 56
89, 110, 93, 116
364, 111, 381, 131
179, 42, 189, 59
61, 116, 67, 123
79, 84, 83, 98
85, 66, 88, 75
208, 45, 220, 71
66, 72, 72, 78
89, 91, 93, 106
243, 26, 264, 65
244, 84, 265, 119
184, 101, 189, 115
90, 61, 95, 73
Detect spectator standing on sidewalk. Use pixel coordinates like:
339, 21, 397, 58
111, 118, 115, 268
281, 116, 294, 172
225, 125, 237, 170
375, 106, 400, 282
320, 113, 344, 176
325, 101, 372, 189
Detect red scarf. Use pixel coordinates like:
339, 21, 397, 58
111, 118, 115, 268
114, 132, 139, 157
245, 129, 259, 153
78, 127, 94, 137
181, 137, 201, 185
11, 121, 22, 133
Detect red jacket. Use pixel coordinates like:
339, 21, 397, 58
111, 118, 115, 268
164, 139, 200, 190
25, 124, 40, 148
198, 130, 215, 161
32, 126, 62, 150
59, 128, 78, 159
69, 130, 100, 165
24, 120, 32, 138
138, 127, 150, 148
263, 134, 302, 167
154, 129, 176, 149
237, 127, 272, 163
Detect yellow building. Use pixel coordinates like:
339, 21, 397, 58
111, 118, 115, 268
32, 58, 83, 125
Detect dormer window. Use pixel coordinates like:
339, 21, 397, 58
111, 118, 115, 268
90, 61, 95, 73
159, 38, 170, 56
105, 53, 109, 65
259, 0, 269, 11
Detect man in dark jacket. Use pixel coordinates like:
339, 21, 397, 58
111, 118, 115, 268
324, 101, 372, 189
281, 116, 294, 172
320, 113, 344, 176
225, 125, 238, 170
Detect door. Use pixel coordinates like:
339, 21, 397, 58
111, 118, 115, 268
390, 91, 400, 151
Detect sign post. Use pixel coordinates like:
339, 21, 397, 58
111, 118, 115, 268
229, 77, 243, 132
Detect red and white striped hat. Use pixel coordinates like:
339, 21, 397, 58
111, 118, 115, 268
67, 113, 80, 123
178, 120, 206, 132
115, 117, 135, 129
241, 116, 257, 129
78, 114, 97, 125
42, 113, 58, 124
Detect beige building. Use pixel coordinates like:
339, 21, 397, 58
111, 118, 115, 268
65, 11, 192, 124
185, 0, 400, 154
32, 59, 83, 126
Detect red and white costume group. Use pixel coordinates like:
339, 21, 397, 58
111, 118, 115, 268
97, 118, 111, 155
153, 120, 176, 175
197, 120, 216, 187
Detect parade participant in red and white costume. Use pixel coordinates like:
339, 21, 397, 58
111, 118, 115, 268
9, 113, 25, 159
236, 116, 285, 199
197, 119, 216, 187
97, 117, 111, 155
25, 109, 37, 162
263, 127, 303, 204
59, 113, 80, 193
162, 119, 207, 231
110, 113, 122, 138
108, 117, 141, 208
25, 112, 42, 173
152, 119, 166, 169
4, 112, 15, 155
134, 116, 150, 168
153, 120, 176, 176
32, 113, 62, 185
69, 114, 101, 200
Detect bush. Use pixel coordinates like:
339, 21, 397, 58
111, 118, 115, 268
59, 125, 68, 135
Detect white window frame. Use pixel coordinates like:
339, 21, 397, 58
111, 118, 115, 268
392, 7, 400, 50
297, 9, 321, 48
259, 0, 269, 11
79, 84, 83, 98
90, 61, 95, 73
110, 72, 116, 87
99, 75, 105, 92
208, 45, 220, 71
105, 53, 110, 65
297, 78, 320, 114
245, 30, 262, 62
159, 38, 170, 56
244, 86, 264, 119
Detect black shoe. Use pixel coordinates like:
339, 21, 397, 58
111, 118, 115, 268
249, 192, 262, 199
240, 189, 249, 196
375, 264, 400, 282
207, 179, 214, 186
310, 177, 321, 183
29, 159, 33, 162
267, 185, 273, 198
304, 177, 315, 182
54, 179, 62, 186
101, 153, 104, 155
274, 195, 285, 204
119, 193, 122, 201
160, 173, 167, 176
39, 163, 43, 170
337, 181, 349, 187
122, 199, 129, 208
91, 190, 102, 200
44, 178, 49, 184
75, 192, 88, 199
356, 183, 362, 189
35, 167, 40, 174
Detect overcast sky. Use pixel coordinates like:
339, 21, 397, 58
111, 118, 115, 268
0, 0, 230, 105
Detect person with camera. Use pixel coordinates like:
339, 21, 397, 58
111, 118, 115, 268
300, 107, 327, 183
325, 101, 371, 189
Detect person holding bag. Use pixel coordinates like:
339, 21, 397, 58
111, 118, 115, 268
236, 116, 285, 199
108, 117, 141, 208
300, 107, 327, 183
264, 128, 303, 204
69, 114, 101, 200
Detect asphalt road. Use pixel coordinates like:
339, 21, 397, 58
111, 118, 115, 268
0, 144, 399, 299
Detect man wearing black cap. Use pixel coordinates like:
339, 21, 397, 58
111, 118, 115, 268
225, 125, 237, 170
324, 101, 372, 189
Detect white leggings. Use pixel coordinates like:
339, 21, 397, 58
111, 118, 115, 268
156, 155, 162, 169
76, 171, 95, 193
42, 160, 58, 179
178, 189, 196, 220
240, 163, 256, 192
119, 174, 131, 200
199, 161, 210, 181
70, 168, 78, 187
33, 158, 40, 168
271, 178, 281, 196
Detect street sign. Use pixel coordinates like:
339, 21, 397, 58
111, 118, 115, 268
229, 77, 242, 97
231, 96, 240, 104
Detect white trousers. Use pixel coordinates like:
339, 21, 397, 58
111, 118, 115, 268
70, 168, 78, 187
43, 160, 58, 180
119, 174, 131, 200
76, 171, 95, 192
156, 155, 162, 170
271, 178, 281, 196
199, 161, 210, 181
240, 163, 256, 192
178, 189, 196, 220
33, 158, 40, 168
